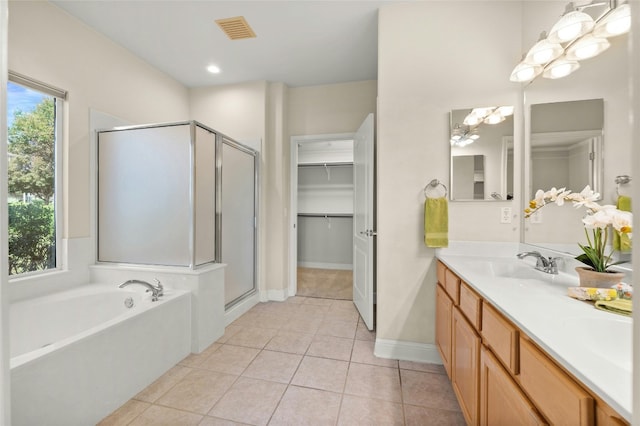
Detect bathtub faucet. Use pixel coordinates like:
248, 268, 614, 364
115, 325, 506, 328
118, 279, 164, 301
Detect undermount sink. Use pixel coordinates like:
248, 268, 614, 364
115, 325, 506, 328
461, 258, 579, 286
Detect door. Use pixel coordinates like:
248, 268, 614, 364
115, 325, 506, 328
353, 113, 375, 330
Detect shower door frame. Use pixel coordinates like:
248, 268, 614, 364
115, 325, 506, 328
216, 135, 260, 310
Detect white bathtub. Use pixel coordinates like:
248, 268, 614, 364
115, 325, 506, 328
10, 283, 191, 426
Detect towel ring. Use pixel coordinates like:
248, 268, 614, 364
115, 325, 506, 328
424, 179, 448, 198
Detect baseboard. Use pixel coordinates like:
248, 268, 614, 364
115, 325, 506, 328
224, 292, 260, 326
374, 338, 443, 364
297, 262, 353, 270
261, 288, 289, 302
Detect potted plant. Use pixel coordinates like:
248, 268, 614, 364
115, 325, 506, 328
525, 186, 632, 287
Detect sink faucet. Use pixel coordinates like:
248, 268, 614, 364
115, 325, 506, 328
118, 279, 164, 301
516, 251, 559, 274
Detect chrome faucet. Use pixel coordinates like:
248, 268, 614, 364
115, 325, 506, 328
516, 251, 559, 274
118, 279, 164, 301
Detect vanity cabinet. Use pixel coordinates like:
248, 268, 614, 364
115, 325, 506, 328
435, 260, 628, 426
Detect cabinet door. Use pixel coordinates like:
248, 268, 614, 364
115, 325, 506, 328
480, 346, 547, 426
452, 308, 481, 425
436, 284, 453, 378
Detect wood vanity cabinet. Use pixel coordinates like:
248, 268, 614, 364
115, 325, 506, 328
480, 346, 547, 426
452, 308, 481, 425
435, 261, 629, 426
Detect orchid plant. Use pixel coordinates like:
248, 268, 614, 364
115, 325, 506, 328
525, 186, 633, 273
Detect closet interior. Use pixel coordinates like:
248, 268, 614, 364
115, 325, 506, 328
296, 140, 354, 300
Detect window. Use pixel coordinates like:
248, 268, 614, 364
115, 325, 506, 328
6, 72, 65, 276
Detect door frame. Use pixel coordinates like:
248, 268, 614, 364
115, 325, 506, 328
288, 133, 355, 298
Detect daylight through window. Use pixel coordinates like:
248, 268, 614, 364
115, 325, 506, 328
7, 75, 63, 276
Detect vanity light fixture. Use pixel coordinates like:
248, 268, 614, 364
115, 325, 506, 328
542, 57, 581, 79
510, 0, 630, 83
565, 34, 610, 60
593, 3, 631, 37
525, 32, 564, 64
450, 124, 479, 147
548, 3, 595, 43
463, 106, 514, 127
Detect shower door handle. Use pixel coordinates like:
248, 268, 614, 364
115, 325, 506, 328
359, 229, 377, 237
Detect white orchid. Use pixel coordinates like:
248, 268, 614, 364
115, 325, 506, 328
525, 185, 633, 272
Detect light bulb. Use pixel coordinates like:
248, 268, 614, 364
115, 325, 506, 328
593, 4, 631, 37
548, 11, 595, 43
566, 35, 610, 60
510, 62, 542, 83
206, 65, 221, 74
542, 58, 580, 79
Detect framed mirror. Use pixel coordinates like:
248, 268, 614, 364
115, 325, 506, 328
450, 107, 514, 201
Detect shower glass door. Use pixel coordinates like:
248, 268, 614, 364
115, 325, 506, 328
219, 137, 258, 309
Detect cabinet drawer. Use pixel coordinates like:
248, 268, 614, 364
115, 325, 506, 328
519, 337, 594, 426
481, 303, 518, 374
437, 260, 447, 286
459, 282, 482, 331
444, 268, 460, 304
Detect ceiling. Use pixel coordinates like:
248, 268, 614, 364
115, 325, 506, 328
51, 0, 398, 88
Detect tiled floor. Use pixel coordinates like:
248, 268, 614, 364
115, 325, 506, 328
99, 297, 464, 426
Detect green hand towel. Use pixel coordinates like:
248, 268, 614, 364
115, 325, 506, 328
613, 195, 632, 252
425, 197, 448, 248
595, 298, 632, 317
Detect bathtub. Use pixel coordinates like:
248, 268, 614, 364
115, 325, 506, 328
10, 283, 191, 426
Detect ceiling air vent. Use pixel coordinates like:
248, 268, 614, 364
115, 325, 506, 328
215, 16, 256, 40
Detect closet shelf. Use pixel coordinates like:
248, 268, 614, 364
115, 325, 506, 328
298, 162, 353, 167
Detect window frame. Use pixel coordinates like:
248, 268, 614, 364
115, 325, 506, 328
7, 71, 65, 279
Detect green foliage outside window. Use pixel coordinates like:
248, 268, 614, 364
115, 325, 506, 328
7, 94, 56, 275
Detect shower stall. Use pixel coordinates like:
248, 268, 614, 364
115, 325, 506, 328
97, 121, 258, 308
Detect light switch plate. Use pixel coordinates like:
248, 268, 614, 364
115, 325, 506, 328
501, 207, 512, 224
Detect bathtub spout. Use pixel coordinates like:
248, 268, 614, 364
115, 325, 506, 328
118, 279, 164, 301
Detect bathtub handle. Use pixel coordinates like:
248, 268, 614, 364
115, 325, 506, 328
153, 279, 164, 297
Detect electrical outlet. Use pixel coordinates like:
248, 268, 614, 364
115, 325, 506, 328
501, 207, 512, 224
531, 210, 542, 223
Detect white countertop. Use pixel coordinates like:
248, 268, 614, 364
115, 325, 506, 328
437, 242, 632, 422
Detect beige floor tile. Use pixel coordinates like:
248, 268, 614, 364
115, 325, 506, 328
328, 308, 360, 323
156, 369, 238, 414
399, 360, 446, 375
317, 318, 358, 339
97, 399, 150, 426
179, 343, 223, 368
337, 394, 404, 426
264, 330, 314, 354
241, 350, 302, 384
231, 310, 263, 328
128, 405, 203, 426
208, 377, 287, 425
269, 385, 341, 426
284, 296, 308, 304
199, 344, 261, 375
344, 363, 402, 403
291, 356, 349, 393
351, 340, 398, 368
280, 314, 323, 334
403, 404, 466, 426
216, 325, 244, 344
199, 417, 249, 426
225, 326, 278, 349
331, 299, 357, 312
400, 369, 461, 411
306, 334, 354, 361
135, 365, 193, 402
355, 320, 375, 341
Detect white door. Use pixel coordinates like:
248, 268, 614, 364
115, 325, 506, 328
353, 113, 375, 330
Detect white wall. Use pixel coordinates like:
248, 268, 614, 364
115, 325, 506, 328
376, 1, 523, 346
9, 1, 190, 239
7, 1, 190, 300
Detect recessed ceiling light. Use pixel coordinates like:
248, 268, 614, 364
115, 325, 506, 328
207, 65, 221, 74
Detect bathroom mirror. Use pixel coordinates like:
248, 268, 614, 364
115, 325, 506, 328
521, 0, 630, 257
530, 99, 603, 196
450, 107, 514, 201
